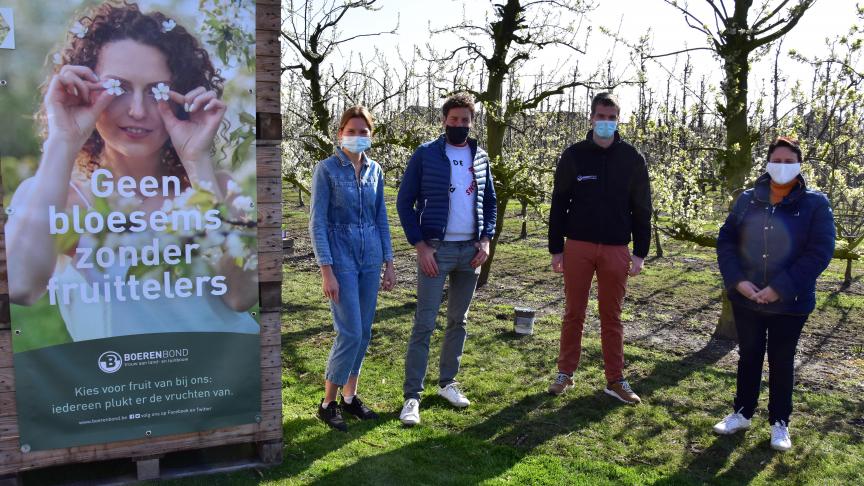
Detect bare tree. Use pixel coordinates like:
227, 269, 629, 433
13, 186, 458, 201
431, 0, 599, 287
281, 0, 398, 162
657, 0, 816, 196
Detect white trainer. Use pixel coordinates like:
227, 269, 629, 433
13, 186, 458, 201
712, 412, 751, 435
771, 421, 792, 451
400, 398, 420, 426
438, 382, 471, 408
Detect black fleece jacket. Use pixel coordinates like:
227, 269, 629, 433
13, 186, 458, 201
548, 130, 652, 257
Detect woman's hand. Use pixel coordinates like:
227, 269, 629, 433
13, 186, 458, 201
736, 281, 761, 300
382, 263, 396, 291
44, 65, 114, 151
752, 286, 780, 304
157, 86, 226, 169
321, 266, 340, 304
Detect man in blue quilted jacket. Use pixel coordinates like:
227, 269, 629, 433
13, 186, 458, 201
396, 93, 497, 426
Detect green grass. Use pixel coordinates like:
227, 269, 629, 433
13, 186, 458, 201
157, 265, 863, 485
154, 192, 864, 485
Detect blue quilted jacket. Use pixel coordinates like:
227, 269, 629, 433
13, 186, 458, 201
717, 173, 835, 315
396, 135, 497, 245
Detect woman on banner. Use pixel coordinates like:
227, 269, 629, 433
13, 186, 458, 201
714, 136, 835, 451
308, 105, 396, 431
5, 2, 259, 340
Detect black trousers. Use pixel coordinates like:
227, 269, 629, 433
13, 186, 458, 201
731, 303, 807, 425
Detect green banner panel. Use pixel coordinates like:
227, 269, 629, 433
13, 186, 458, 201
14, 332, 260, 451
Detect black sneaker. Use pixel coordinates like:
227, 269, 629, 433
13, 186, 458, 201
317, 400, 347, 431
340, 395, 379, 420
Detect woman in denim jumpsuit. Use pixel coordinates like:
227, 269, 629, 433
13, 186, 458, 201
309, 106, 396, 431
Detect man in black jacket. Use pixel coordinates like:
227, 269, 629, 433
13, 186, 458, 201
546, 92, 652, 404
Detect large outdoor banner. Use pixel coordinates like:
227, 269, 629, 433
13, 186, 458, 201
0, 0, 259, 451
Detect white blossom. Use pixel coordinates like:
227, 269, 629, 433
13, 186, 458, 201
242, 254, 258, 272
226, 179, 241, 195
201, 246, 224, 266
102, 78, 124, 96
70, 22, 88, 39
161, 19, 176, 33
198, 180, 215, 194
225, 233, 245, 258
201, 230, 226, 249
232, 195, 253, 212
173, 187, 195, 209
151, 82, 170, 101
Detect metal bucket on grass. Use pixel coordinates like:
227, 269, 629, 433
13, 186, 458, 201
514, 307, 536, 335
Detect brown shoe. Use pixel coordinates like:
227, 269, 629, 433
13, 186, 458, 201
604, 379, 641, 404
547, 372, 574, 396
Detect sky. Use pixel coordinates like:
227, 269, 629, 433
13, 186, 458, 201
286, 0, 857, 117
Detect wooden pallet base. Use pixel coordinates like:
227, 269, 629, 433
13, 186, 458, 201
5, 440, 282, 485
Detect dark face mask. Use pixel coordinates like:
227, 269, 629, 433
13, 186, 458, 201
445, 125, 470, 145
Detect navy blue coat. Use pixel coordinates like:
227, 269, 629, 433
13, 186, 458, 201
716, 173, 836, 315
396, 135, 497, 245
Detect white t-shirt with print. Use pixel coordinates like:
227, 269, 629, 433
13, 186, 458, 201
444, 143, 477, 241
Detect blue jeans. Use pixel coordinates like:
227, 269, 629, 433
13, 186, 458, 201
325, 267, 380, 385
403, 240, 480, 399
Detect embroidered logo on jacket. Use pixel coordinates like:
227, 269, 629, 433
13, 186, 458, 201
576, 175, 598, 182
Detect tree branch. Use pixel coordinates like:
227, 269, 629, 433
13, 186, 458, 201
752, 0, 791, 29
751, 1, 816, 49
646, 46, 716, 59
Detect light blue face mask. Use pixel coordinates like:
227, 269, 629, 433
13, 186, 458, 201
341, 136, 372, 154
593, 120, 618, 139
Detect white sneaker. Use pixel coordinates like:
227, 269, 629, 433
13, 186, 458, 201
400, 398, 420, 426
438, 382, 470, 408
712, 412, 751, 435
771, 421, 792, 451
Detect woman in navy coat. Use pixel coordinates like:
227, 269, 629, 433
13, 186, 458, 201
713, 137, 835, 451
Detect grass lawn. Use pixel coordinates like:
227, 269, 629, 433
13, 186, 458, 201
172, 190, 864, 485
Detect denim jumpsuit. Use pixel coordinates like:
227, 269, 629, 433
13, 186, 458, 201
309, 149, 393, 386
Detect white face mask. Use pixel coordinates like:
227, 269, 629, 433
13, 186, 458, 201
767, 162, 801, 184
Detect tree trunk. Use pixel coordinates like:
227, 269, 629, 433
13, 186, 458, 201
479, 197, 508, 288
519, 199, 528, 240
303, 58, 333, 160
844, 257, 853, 289
477, 63, 507, 287
716, 289, 739, 341
298, 186, 305, 207
714, 44, 752, 339
652, 209, 663, 258
720, 48, 753, 195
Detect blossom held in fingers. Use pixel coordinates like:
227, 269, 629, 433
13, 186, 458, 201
102, 78, 124, 96
162, 19, 176, 33
151, 82, 170, 101
70, 21, 88, 39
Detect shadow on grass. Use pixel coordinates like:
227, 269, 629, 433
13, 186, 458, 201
651, 433, 748, 485
303, 336, 747, 485
276, 417, 389, 480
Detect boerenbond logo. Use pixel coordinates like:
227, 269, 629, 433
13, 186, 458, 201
98, 351, 123, 373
